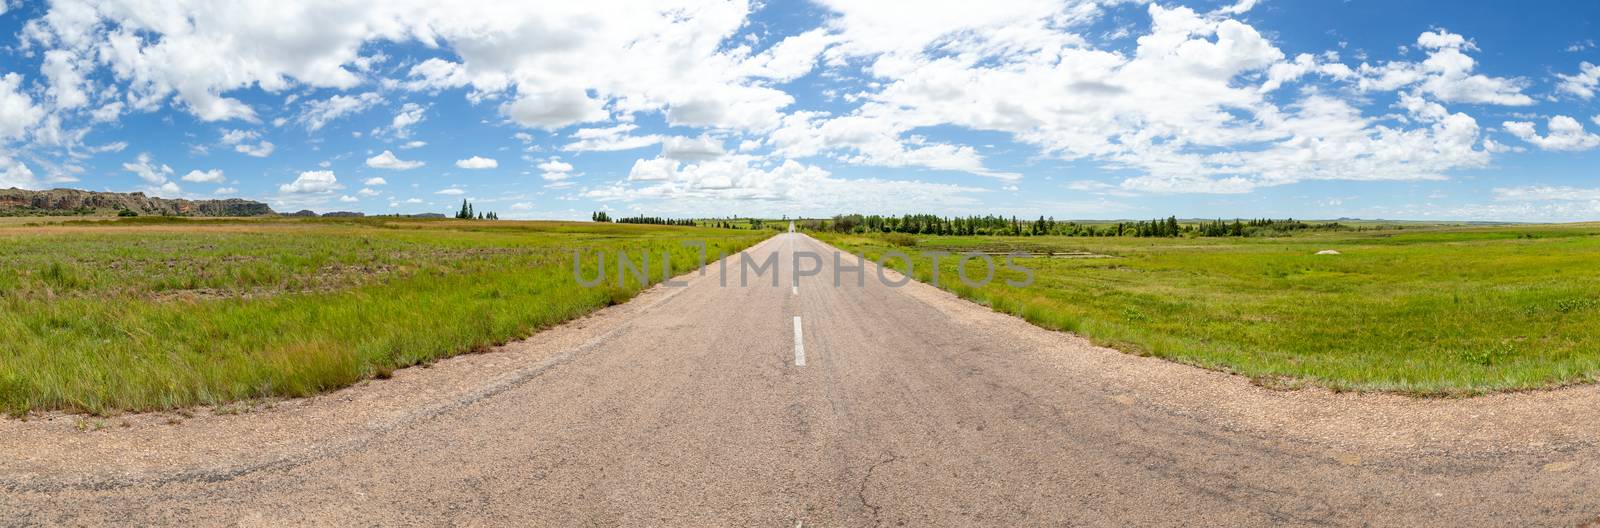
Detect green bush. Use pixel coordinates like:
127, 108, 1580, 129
882, 232, 917, 247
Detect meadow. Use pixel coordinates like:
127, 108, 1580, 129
816, 223, 1600, 395
0, 217, 768, 415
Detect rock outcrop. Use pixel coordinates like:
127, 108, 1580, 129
0, 188, 275, 217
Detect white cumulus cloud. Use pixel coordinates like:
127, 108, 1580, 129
220, 129, 275, 157
595, 155, 986, 217
3, 0, 1594, 214
455, 156, 498, 169
538, 157, 575, 181
0, 157, 39, 189
366, 150, 424, 170
1557, 62, 1600, 100
300, 92, 382, 131
279, 170, 343, 194
180, 169, 225, 183
391, 103, 426, 137
0, 73, 44, 140
1503, 116, 1600, 151
562, 124, 661, 152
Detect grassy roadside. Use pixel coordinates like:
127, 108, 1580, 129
815, 224, 1600, 396
0, 217, 769, 415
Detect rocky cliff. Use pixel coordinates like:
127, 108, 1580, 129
0, 188, 274, 217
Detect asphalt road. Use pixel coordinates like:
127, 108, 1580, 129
3, 232, 1598, 526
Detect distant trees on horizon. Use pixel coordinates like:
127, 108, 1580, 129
455, 200, 498, 220
582, 210, 1374, 237
615, 215, 694, 226
590, 211, 772, 230
813, 213, 1355, 238
590, 211, 692, 225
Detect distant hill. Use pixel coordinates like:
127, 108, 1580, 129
0, 187, 274, 217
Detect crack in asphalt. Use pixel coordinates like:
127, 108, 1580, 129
856, 452, 899, 526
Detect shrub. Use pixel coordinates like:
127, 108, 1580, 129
882, 232, 917, 248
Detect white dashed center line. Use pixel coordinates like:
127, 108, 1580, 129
789, 231, 799, 295
793, 316, 805, 367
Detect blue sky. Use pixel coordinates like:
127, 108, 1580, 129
0, 0, 1597, 221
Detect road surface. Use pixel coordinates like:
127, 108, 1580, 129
2, 233, 1598, 526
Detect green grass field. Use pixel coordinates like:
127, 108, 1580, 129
816, 224, 1600, 395
0, 217, 768, 415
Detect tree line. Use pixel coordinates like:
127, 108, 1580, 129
617, 215, 695, 226
812, 213, 1354, 238
590, 212, 694, 226
455, 200, 499, 220
590, 212, 769, 230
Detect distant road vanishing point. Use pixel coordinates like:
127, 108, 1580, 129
2, 233, 1598, 526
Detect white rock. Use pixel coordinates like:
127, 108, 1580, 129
1315, 249, 1341, 255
